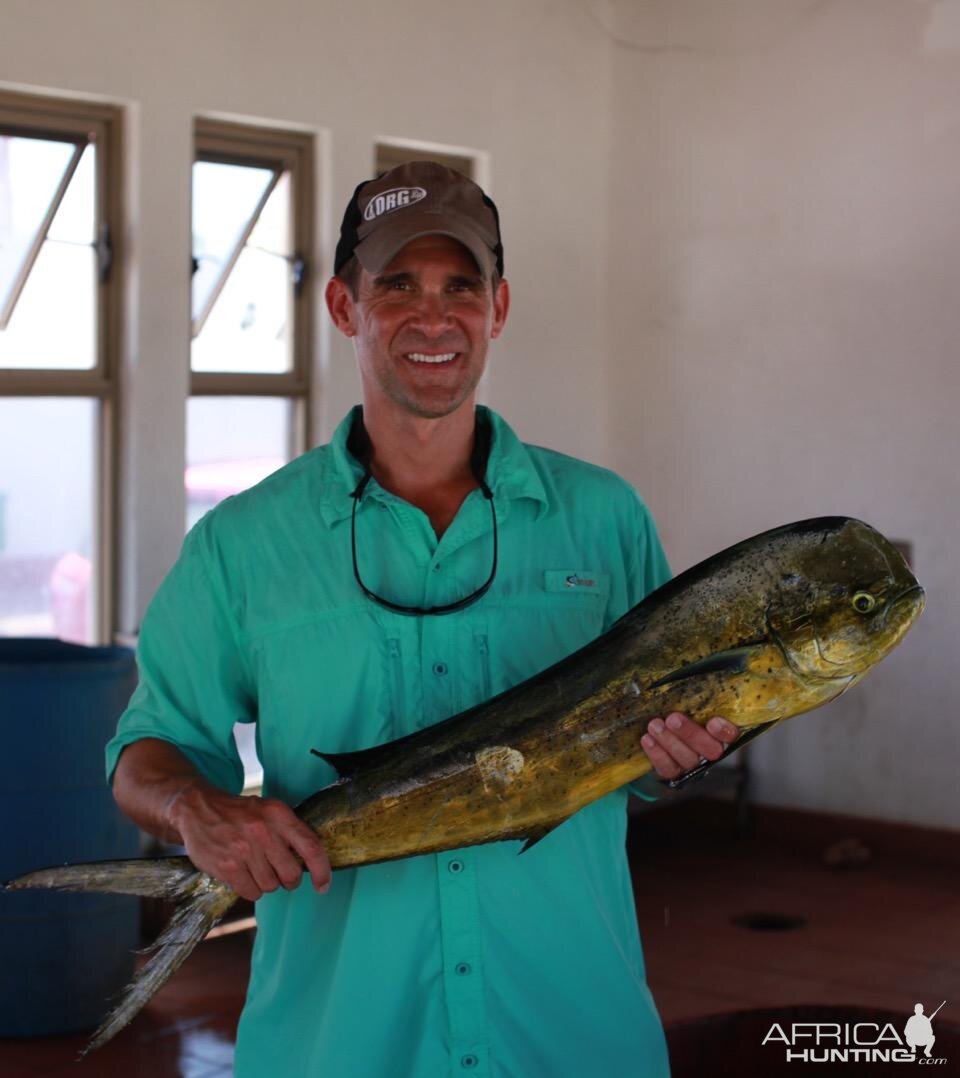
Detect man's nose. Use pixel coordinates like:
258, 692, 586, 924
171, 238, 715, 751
408, 290, 454, 333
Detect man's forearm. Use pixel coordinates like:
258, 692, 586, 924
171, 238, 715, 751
111, 738, 216, 845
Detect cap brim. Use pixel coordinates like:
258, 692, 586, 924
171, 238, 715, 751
354, 210, 497, 278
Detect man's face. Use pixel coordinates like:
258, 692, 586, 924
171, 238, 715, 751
327, 234, 509, 420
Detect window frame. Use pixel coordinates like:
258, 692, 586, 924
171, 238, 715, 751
191, 118, 314, 458
0, 89, 124, 646
374, 141, 476, 180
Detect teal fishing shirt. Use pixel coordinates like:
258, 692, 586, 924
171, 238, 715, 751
106, 406, 673, 1078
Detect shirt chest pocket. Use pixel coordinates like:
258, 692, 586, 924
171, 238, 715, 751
482, 568, 610, 696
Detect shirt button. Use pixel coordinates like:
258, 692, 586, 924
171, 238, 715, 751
455, 962, 471, 975
461, 1055, 478, 1069
433, 661, 448, 676
433, 563, 441, 572
448, 859, 464, 874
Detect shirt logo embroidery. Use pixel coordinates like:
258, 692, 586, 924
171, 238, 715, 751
565, 575, 597, 589
363, 186, 427, 221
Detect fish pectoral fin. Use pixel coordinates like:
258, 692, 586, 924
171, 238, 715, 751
664, 719, 780, 790
647, 644, 761, 691
518, 819, 568, 855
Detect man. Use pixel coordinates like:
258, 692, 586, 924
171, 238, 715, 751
107, 161, 738, 1076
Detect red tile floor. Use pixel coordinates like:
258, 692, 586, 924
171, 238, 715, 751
2, 800, 957, 1076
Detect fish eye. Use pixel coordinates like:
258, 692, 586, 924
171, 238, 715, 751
851, 592, 877, 614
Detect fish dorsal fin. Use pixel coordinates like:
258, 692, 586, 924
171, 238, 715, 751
647, 644, 758, 691
310, 744, 394, 779
518, 818, 568, 855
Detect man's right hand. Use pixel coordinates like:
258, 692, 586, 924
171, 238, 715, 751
112, 738, 332, 902
169, 784, 332, 902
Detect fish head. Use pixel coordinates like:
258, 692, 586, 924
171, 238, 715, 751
765, 518, 925, 682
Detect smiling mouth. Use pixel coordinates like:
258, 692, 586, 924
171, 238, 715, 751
404, 352, 459, 365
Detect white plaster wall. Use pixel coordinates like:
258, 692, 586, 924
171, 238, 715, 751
604, 0, 959, 828
0, 0, 612, 629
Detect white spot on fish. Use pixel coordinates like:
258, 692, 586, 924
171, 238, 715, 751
475, 746, 525, 793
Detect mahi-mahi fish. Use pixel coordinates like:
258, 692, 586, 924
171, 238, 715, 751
4, 516, 925, 1053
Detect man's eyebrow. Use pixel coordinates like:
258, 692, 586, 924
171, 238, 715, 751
372, 271, 413, 287
447, 273, 484, 288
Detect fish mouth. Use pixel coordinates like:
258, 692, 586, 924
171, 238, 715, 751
877, 583, 925, 638
893, 583, 924, 607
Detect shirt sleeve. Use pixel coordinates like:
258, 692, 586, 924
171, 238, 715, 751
619, 492, 672, 803
104, 515, 252, 794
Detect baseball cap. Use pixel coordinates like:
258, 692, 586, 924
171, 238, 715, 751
333, 160, 504, 280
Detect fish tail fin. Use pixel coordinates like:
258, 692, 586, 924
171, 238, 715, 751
4, 856, 198, 898
81, 878, 237, 1056
4, 857, 238, 1054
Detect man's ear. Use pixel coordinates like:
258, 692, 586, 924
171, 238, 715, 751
490, 278, 510, 340
325, 276, 357, 337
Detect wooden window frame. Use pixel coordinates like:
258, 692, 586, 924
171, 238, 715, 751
374, 141, 476, 180
191, 118, 314, 454
0, 89, 124, 646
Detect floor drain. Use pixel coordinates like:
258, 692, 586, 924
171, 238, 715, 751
732, 911, 807, 932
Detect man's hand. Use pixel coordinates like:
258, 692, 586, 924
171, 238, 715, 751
641, 712, 739, 782
169, 785, 332, 902
112, 738, 332, 903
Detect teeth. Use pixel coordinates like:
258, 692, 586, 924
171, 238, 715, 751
406, 352, 457, 364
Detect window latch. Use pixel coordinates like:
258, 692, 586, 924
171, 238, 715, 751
292, 255, 307, 296
96, 223, 113, 283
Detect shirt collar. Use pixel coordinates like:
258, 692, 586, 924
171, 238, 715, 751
319, 404, 548, 528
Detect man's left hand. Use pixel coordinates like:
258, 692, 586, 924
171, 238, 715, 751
641, 713, 739, 782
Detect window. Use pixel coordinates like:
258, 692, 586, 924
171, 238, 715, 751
188, 120, 314, 530
0, 91, 122, 645
375, 142, 475, 179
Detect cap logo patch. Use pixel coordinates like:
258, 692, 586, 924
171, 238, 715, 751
363, 186, 427, 221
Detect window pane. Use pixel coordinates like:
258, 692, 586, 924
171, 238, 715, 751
192, 160, 275, 320
191, 166, 292, 374
186, 396, 292, 531
0, 141, 96, 370
0, 135, 77, 311
0, 398, 98, 643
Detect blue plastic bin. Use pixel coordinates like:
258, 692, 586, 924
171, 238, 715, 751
0, 639, 140, 1037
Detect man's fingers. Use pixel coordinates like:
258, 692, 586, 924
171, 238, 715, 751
262, 834, 310, 891
641, 713, 741, 781
245, 845, 283, 896
647, 716, 702, 771
641, 727, 683, 779
706, 715, 739, 743
218, 861, 262, 903
664, 712, 736, 762
262, 799, 332, 893
288, 826, 332, 893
